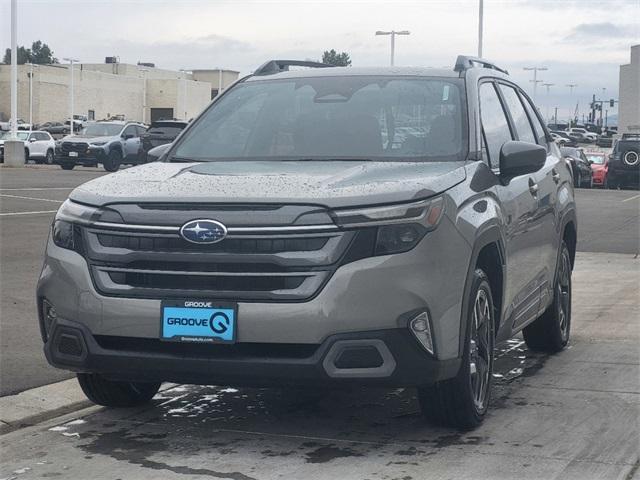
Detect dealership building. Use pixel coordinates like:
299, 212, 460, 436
618, 44, 640, 135
0, 59, 239, 125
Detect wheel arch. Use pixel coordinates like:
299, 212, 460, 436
560, 213, 577, 270
457, 226, 506, 358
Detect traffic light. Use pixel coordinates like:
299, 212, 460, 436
610, 99, 615, 107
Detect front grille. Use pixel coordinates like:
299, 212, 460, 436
107, 270, 307, 292
61, 142, 89, 153
96, 232, 329, 253
94, 335, 319, 359
81, 208, 357, 301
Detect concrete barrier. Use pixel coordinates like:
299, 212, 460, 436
3, 140, 25, 167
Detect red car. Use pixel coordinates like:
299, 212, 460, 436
585, 152, 608, 187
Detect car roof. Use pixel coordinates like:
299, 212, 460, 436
244, 66, 459, 82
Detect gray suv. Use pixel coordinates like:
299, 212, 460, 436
55, 121, 146, 172
38, 57, 576, 429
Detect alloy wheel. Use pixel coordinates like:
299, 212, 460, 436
557, 249, 571, 341
469, 288, 492, 412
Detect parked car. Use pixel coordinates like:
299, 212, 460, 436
561, 146, 593, 188
140, 120, 188, 162
550, 130, 577, 147
607, 134, 640, 189
55, 121, 147, 171
551, 132, 571, 146
568, 127, 597, 143
0, 130, 55, 163
0, 119, 31, 131
39, 122, 70, 136
595, 136, 613, 148
24, 131, 56, 164
547, 122, 569, 131
38, 56, 577, 430
585, 152, 608, 187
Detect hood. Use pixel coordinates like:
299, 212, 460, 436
70, 160, 466, 209
61, 134, 112, 143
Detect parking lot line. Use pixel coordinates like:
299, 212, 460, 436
621, 194, 640, 203
0, 210, 58, 217
0, 187, 72, 191
0, 194, 63, 204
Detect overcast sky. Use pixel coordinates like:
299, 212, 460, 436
1, 0, 638, 121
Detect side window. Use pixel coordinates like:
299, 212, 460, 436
499, 84, 536, 144
122, 125, 137, 138
520, 93, 548, 148
479, 82, 513, 167
135, 125, 146, 136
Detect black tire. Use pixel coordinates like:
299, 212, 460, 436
418, 269, 495, 430
60, 163, 75, 170
45, 149, 54, 165
607, 174, 618, 190
24, 148, 30, 163
103, 149, 122, 172
523, 241, 572, 353
77, 373, 160, 408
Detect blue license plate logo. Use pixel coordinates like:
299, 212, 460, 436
161, 301, 236, 343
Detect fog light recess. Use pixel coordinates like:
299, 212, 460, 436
42, 299, 57, 338
409, 311, 434, 354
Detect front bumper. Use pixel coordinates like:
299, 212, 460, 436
37, 213, 470, 385
55, 147, 106, 165
43, 316, 460, 387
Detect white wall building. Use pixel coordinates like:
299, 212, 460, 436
618, 44, 640, 135
0, 61, 239, 125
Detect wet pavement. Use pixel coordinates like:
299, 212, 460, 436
1, 252, 638, 480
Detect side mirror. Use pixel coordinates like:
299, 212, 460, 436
146, 142, 171, 162
29, 137, 37, 143
499, 141, 546, 178
123, 133, 134, 140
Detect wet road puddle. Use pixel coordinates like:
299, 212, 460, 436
5, 339, 556, 479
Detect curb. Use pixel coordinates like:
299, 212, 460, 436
0, 380, 179, 435
0, 378, 91, 435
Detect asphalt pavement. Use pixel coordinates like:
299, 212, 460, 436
0, 165, 638, 396
0, 251, 637, 479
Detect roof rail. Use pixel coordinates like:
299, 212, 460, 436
253, 60, 335, 76
454, 55, 509, 75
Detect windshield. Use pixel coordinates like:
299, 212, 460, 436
82, 123, 122, 137
0, 131, 29, 140
172, 76, 466, 162
586, 154, 605, 164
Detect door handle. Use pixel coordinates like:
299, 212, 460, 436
552, 169, 560, 184
528, 178, 539, 196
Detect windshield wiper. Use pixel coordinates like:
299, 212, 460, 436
168, 156, 202, 163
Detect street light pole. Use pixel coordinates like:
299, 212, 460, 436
478, 0, 484, 57
28, 63, 34, 128
375, 30, 410, 66
566, 83, 578, 124
542, 83, 554, 122
63, 57, 79, 133
523, 66, 548, 103
139, 68, 149, 123
10, 0, 18, 138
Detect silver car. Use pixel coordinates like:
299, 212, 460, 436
38, 57, 576, 429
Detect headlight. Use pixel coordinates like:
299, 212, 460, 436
51, 200, 101, 251
52, 220, 75, 250
332, 197, 445, 256
376, 223, 426, 255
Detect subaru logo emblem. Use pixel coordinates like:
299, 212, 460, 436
180, 219, 227, 244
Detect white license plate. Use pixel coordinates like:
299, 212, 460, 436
68, 151, 78, 157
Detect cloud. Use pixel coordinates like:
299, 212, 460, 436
565, 22, 639, 42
